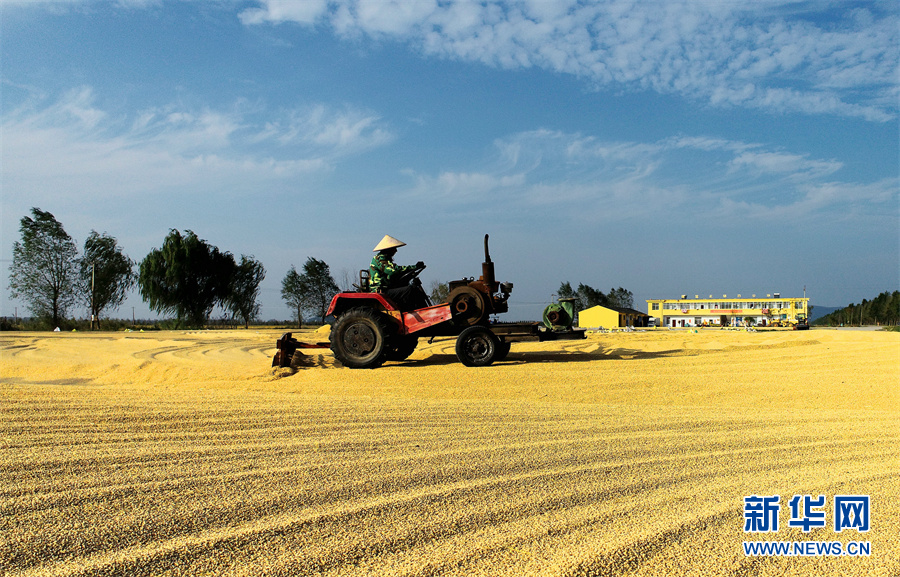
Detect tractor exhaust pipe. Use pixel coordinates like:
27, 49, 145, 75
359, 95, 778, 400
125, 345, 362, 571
481, 234, 497, 293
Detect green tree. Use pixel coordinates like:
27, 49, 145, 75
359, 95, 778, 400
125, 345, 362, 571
607, 287, 634, 309
8, 208, 79, 327
814, 291, 900, 327
558, 281, 578, 305
138, 230, 235, 327
558, 281, 608, 312
78, 231, 137, 328
281, 257, 339, 325
578, 283, 608, 308
430, 280, 450, 304
281, 266, 304, 328
225, 255, 266, 329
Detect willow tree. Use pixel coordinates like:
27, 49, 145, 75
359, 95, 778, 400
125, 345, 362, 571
138, 230, 235, 327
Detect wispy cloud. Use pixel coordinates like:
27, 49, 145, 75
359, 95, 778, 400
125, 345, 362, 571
267, 104, 394, 151
0, 0, 161, 7
1, 88, 394, 201
4, 87, 894, 230
713, 178, 898, 222
728, 150, 842, 181
242, 0, 898, 122
400, 128, 898, 224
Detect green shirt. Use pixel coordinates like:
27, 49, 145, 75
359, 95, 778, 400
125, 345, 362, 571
369, 253, 413, 290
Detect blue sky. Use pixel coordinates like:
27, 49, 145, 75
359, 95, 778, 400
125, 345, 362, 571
2, 0, 898, 322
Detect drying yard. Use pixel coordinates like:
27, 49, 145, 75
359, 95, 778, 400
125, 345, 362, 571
2, 327, 897, 576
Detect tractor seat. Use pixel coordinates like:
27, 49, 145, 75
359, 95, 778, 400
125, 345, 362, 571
353, 270, 371, 292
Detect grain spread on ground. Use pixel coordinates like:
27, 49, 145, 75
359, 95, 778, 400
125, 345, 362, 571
2, 328, 897, 576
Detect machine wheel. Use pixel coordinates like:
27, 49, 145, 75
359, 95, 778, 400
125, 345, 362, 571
385, 335, 418, 362
448, 286, 488, 326
455, 325, 499, 367
494, 339, 511, 362
331, 307, 390, 369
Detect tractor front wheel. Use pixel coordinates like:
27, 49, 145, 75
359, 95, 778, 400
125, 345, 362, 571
455, 325, 499, 367
331, 307, 389, 369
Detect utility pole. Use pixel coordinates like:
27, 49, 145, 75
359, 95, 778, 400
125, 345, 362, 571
90, 263, 99, 330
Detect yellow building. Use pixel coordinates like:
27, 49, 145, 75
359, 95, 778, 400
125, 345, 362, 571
578, 305, 652, 329
646, 294, 809, 328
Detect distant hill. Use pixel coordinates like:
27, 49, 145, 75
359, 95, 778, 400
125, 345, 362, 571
809, 306, 839, 322
811, 291, 900, 326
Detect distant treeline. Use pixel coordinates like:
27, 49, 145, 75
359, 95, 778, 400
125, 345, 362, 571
0, 316, 305, 332
6, 207, 338, 331
813, 291, 900, 326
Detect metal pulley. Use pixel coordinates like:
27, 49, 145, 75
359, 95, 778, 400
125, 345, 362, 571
448, 285, 488, 326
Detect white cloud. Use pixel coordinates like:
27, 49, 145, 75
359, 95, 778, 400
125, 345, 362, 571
250, 104, 394, 153
0, 0, 161, 6
1, 88, 393, 202
712, 178, 899, 222
431, 171, 526, 198
40, 86, 107, 129
729, 151, 842, 180
239, 0, 328, 26
351, 0, 439, 35
242, 0, 898, 121
398, 128, 897, 224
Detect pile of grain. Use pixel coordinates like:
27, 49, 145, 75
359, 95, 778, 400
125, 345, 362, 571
2, 328, 897, 576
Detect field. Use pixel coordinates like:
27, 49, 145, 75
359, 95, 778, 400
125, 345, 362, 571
2, 327, 898, 576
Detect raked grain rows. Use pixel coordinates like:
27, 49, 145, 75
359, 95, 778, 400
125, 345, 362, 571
1, 328, 898, 576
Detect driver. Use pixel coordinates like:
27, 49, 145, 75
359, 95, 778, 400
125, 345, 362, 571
370, 235, 429, 311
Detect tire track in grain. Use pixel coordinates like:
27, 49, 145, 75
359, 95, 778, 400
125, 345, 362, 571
4, 434, 894, 575
2, 456, 735, 576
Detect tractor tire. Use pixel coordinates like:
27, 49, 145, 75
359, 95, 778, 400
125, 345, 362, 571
455, 325, 499, 367
494, 339, 511, 362
385, 335, 418, 362
331, 307, 390, 369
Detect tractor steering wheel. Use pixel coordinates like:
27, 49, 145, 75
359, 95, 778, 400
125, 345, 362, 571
393, 262, 426, 286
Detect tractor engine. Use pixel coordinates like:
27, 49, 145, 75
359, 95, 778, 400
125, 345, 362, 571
446, 234, 512, 326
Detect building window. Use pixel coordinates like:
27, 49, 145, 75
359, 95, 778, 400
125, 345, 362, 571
652, 303, 659, 310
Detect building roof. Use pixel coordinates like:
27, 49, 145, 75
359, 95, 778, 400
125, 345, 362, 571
582, 304, 650, 317
646, 296, 807, 302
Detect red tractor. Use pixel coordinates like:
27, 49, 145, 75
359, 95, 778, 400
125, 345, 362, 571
273, 234, 583, 369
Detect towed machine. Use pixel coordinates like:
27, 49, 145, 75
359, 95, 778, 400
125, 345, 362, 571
273, 234, 585, 369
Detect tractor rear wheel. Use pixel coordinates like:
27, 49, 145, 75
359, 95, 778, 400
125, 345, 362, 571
385, 335, 418, 362
494, 339, 511, 362
331, 307, 390, 369
455, 325, 499, 367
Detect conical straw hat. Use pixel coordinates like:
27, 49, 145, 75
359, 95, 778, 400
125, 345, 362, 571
373, 235, 406, 252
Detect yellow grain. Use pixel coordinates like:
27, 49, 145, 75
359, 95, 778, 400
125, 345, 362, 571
1, 328, 897, 576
